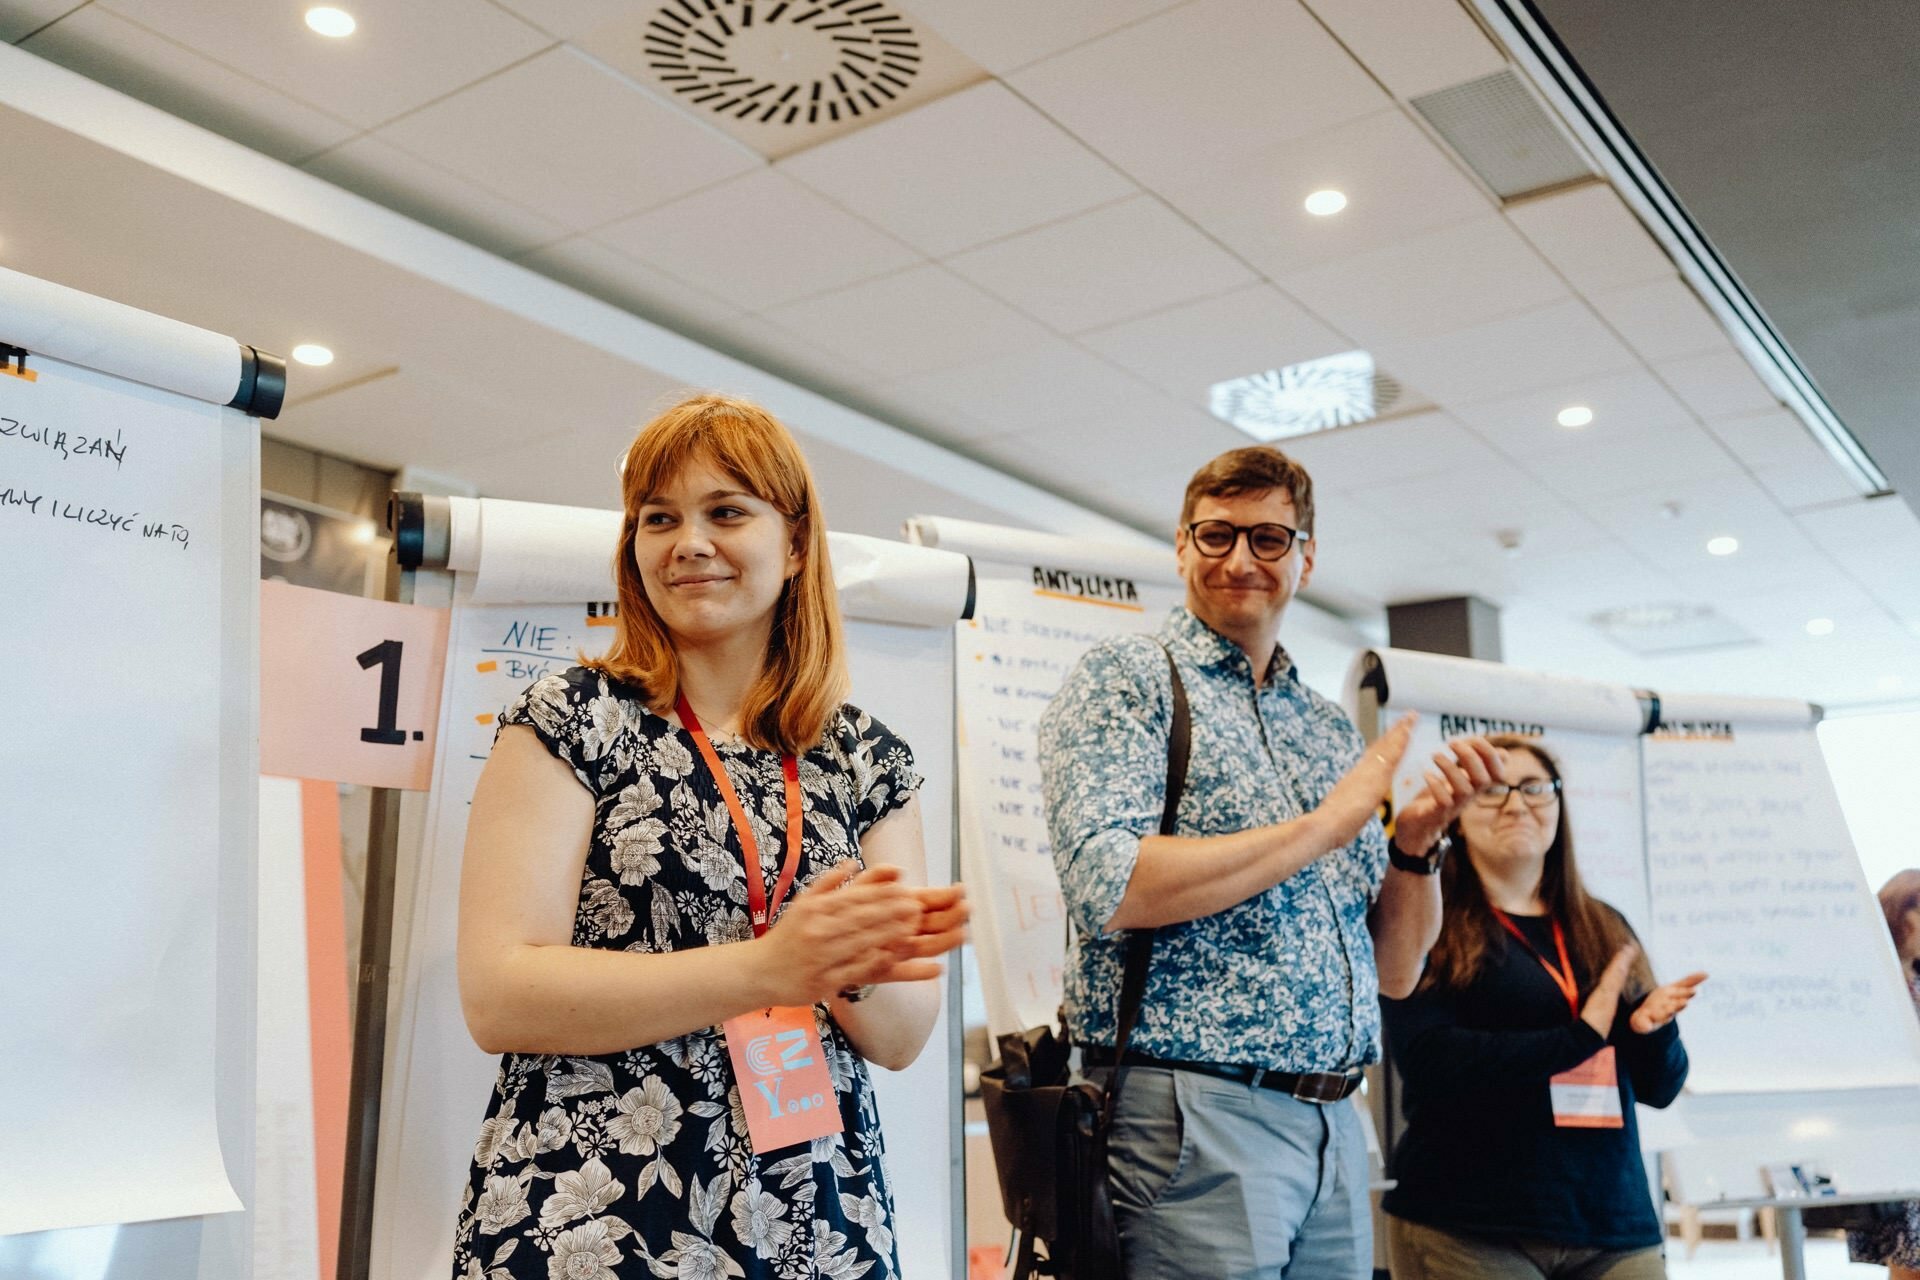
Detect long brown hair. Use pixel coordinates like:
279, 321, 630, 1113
1420, 735, 1654, 995
584, 393, 848, 754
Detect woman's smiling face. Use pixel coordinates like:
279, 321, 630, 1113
633, 456, 800, 647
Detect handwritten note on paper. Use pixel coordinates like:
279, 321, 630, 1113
1, 355, 241, 1234
1644, 727, 1920, 1092
955, 574, 1175, 1038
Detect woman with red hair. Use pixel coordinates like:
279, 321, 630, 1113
449, 393, 967, 1279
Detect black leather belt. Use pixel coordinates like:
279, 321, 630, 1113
1083, 1046, 1363, 1105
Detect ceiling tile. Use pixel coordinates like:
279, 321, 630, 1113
1588, 276, 1730, 363
1, 1, 74, 43
22, 6, 357, 162
757, 264, 1054, 379
876, 338, 1159, 443
1156, 109, 1494, 281
1491, 547, 1680, 614
1583, 473, 1802, 567
1009, 0, 1387, 189
944, 194, 1254, 334
1753, 458, 1861, 512
1364, 467, 1599, 553
716, 314, 898, 406
970, 397, 1239, 526
486, 0, 634, 41
1797, 495, 1920, 561
905, 0, 1187, 74
1450, 367, 1693, 456
1300, 0, 1508, 100
282, 366, 550, 467
1520, 420, 1741, 503
1505, 183, 1676, 294
1274, 410, 1492, 491
593, 168, 920, 311
514, 236, 745, 339
301, 135, 570, 258
1276, 214, 1568, 345
1377, 299, 1640, 406
1655, 348, 1781, 420
1700, 407, 1824, 469
98, 0, 551, 130
1077, 283, 1350, 406
777, 80, 1135, 257
374, 46, 762, 232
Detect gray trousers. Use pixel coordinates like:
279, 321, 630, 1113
1096, 1065, 1371, 1280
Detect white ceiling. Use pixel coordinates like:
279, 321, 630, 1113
2, 0, 1916, 709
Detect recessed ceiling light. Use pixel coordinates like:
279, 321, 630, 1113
1879, 675, 1906, 693
1304, 189, 1348, 217
291, 343, 334, 366
1557, 405, 1594, 428
1805, 617, 1835, 636
305, 7, 356, 38
1210, 350, 1390, 440
1706, 535, 1739, 557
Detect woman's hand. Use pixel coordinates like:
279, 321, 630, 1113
1580, 944, 1640, 1036
750, 863, 970, 1007
1314, 715, 1416, 849
1393, 735, 1505, 856
751, 861, 922, 1007
1630, 971, 1708, 1034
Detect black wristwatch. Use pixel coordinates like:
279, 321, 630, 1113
1389, 833, 1450, 875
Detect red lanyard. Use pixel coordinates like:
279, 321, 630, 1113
676, 693, 803, 938
1490, 908, 1580, 1017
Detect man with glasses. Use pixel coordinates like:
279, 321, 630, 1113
1038, 445, 1503, 1279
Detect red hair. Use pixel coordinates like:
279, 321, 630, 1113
584, 394, 847, 754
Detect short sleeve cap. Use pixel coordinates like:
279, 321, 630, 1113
496, 666, 622, 795
841, 705, 921, 835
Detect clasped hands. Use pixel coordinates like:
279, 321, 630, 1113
754, 861, 970, 1008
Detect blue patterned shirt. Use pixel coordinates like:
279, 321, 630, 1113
1037, 606, 1388, 1070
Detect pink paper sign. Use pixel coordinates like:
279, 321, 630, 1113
261, 580, 449, 789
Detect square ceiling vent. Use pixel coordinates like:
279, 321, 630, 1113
576, 1, 987, 159
1412, 69, 1595, 200
1208, 350, 1406, 441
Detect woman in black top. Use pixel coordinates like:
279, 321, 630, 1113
1383, 735, 1707, 1280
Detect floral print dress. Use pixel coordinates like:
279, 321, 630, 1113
451, 666, 920, 1280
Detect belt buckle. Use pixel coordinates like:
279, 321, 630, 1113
1291, 1072, 1342, 1105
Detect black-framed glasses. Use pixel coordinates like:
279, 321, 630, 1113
1185, 519, 1309, 562
1471, 778, 1562, 809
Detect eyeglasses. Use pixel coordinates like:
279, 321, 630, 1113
1471, 778, 1562, 809
1185, 520, 1310, 562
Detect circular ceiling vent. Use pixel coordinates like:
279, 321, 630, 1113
642, 1, 923, 127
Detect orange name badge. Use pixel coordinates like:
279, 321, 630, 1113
1550, 1045, 1625, 1129
723, 1005, 843, 1154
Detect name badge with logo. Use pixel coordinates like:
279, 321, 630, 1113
723, 1005, 842, 1154
1550, 1045, 1625, 1129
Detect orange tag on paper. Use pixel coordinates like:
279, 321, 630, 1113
1550, 1045, 1624, 1129
723, 1006, 842, 1154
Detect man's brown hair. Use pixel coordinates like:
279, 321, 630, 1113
1180, 445, 1316, 535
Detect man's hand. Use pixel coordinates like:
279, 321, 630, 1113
1392, 735, 1505, 856
1314, 715, 1416, 851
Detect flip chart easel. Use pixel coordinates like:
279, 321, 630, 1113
0, 265, 282, 1276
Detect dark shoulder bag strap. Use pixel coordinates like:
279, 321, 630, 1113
1102, 644, 1190, 1120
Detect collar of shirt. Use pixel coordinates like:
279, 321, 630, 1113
1161, 605, 1299, 689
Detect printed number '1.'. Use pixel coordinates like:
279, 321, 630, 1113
357, 639, 406, 745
